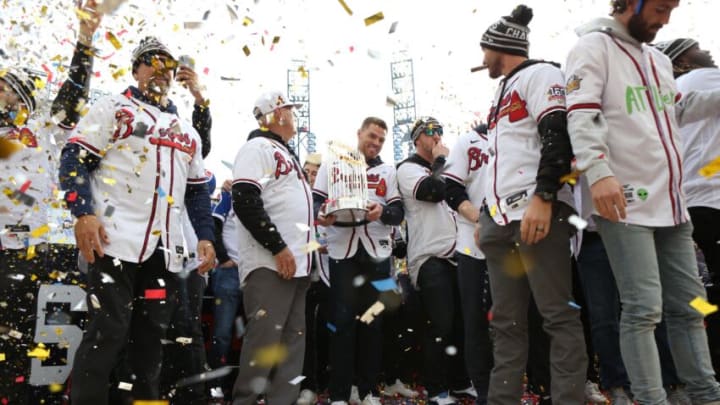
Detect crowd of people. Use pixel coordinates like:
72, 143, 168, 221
1, 0, 719, 404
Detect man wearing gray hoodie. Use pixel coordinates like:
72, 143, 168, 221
565, 0, 720, 404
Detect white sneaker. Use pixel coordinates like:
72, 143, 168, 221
667, 386, 692, 405
609, 387, 632, 405
361, 394, 382, 405
429, 392, 459, 405
349, 385, 361, 404
298, 388, 318, 405
383, 379, 419, 398
452, 385, 478, 398
210, 386, 224, 399
584, 380, 607, 403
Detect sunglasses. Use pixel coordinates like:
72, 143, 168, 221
422, 124, 443, 137
139, 53, 178, 74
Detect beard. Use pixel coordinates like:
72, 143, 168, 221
627, 13, 661, 43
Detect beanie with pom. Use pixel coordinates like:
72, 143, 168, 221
480, 5, 534, 57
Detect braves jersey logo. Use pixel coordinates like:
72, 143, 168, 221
467, 147, 489, 171
6, 127, 38, 148
113, 108, 135, 140
148, 119, 197, 157
368, 176, 387, 197
488, 90, 529, 129
273, 151, 293, 179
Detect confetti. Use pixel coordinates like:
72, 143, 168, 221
388, 21, 399, 34
242, 16, 254, 26
699, 156, 720, 178
175, 366, 232, 388
0, 353, 5, 361
105, 31, 122, 50
295, 223, 311, 232
690, 296, 718, 316
175, 337, 192, 344
27, 344, 51, 361
102, 177, 117, 185
463, 247, 472, 255
167, 195, 174, 205
30, 225, 50, 238
19, 180, 31, 193
104, 205, 115, 217
48, 383, 64, 393
235, 316, 246, 338
289, 375, 306, 385
253, 343, 289, 368
145, 289, 166, 300
101, 272, 115, 283
157, 278, 165, 287
118, 382, 133, 391
490, 205, 497, 217
112, 257, 122, 267
364, 11, 384, 26
183, 22, 203, 29
8, 330, 23, 339
370, 277, 397, 291
360, 301, 385, 324
326, 322, 337, 332
66, 191, 77, 202
337, 0, 353, 15
242, 45, 251, 57
568, 215, 588, 231
89, 294, 101, 309
302, 240, 321, 253
560, 170, 582, 185
445, 345, 458, 356
156, 187, 166, 197
568, 301, 582, 310
0, 137, 24, 159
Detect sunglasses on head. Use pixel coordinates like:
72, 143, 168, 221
139, 53, 178, 74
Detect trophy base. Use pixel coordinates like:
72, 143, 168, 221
328, 208, 368, 223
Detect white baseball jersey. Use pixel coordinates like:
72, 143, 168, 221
68, 93, 207, 272
566, 19, 689, 227
313, 160, 401, 260
484, 62, 574, 225
443, 130, 490, 259
232, 135, 313, 282
397, 157, 457, 285
675, 68, 720, 210
1, 112, 71, 249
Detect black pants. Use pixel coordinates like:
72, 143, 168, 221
328, 244, 389, 401
457, 254, 493, 403
301, 279, 331, 393
382, 272, 423, 385
688, 206, 720, 375
417, 257, 469, 397
70, 250, 180, 405
161, 269, 208, 404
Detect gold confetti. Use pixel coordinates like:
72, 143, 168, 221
13, 106, 29, 126
242, 16, 254, 26
152, 230, 162, 236
172, 24, 180, 32
253, 343, 288, 368
699, 156, 720, 178
242, 45, 251, 56
337, 0, 353, 15
463, 247, 471, 255
690, 296, 718, 316
30, 224, 50, 238
364, 11, 384, 26
0, 353, 5, 361
0, 137, 24, 159
27, 343, 51, 360
106, 31, 122, 50
133, 401, 169, 405
298, 66, 308, 79
49, 383, 64, 393
102, 177, 117, 185
560, 170, 582, 185
167, 195, 174, 205
112, 68, 126, 80
26, 245, 37, 260
489, 205, 497, 217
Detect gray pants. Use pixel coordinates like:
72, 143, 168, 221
479, 202, 587, 404
232, 268, 310, 405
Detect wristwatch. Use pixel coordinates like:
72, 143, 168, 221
534, 191, 556, 202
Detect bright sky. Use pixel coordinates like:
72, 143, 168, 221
2, 0, 718, 183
